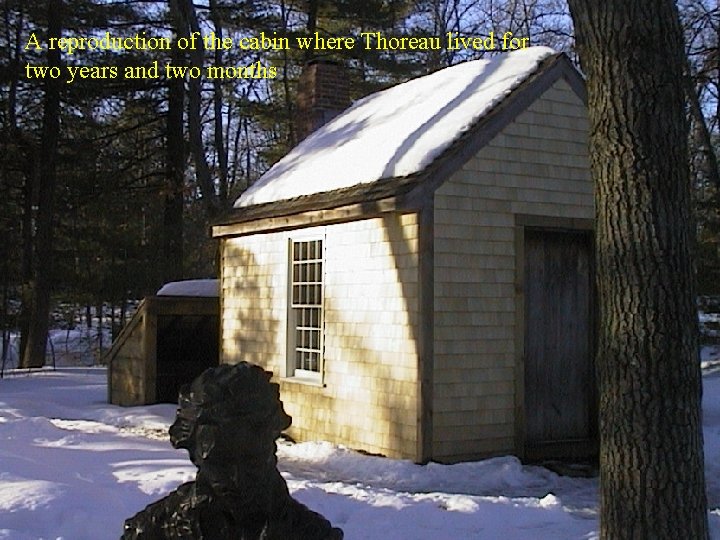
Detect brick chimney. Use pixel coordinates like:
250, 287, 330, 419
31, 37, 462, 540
296, 60, 351, 142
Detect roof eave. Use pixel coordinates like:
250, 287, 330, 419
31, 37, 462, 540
211, 175, 423, 238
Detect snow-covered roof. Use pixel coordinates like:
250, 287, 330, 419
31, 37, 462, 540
156, 279, 219, 297
235, 46, 556, 209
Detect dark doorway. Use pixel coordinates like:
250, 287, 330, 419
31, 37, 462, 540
156, 314, 219, 403
523, 228, 596, 459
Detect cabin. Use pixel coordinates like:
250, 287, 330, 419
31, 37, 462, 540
106, 280, 220, 406
212, 47, 596, 464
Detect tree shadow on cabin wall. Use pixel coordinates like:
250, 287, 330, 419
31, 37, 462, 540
221, 244, 280, 369
319, 213, 420, 460
221, 224, 420, 461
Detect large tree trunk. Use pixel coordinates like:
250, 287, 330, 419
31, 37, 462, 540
21, 0, 62, 368
567, 0, 708, 538
162, 0, 187, 284
162, 53, 185, 284
209, 0, 229, 205
5, 4, 35, 363
172, 0, 219, 220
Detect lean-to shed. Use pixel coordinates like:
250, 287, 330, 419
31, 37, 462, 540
107, 280, 220, 406
212, 47, 596, 463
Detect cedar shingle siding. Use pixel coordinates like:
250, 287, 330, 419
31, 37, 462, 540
215, 55, 594, 462
432, 78, 592, 462
222, 215, 420, 458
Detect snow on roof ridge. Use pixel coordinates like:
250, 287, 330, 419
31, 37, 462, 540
156, 279, 219, 297
235, 46, 556, 209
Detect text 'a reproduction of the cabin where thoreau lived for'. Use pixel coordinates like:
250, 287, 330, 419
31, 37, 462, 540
29, 29, 532, 55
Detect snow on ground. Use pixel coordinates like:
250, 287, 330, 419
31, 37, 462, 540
1, 360, 720, 539
702, 311, 720, 341
2, 327, 111, 372
0, 369, 186, 540
703, 344, 720, 372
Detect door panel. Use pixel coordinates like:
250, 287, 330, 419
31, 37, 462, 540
524, 229, 595, 450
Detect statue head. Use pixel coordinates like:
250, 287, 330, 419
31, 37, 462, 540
169, 362, 292, 496
125, 363, 343, 539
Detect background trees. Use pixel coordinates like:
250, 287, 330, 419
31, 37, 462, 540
682, 0, 720, 294
0, 0, 718, 533
0, 1, 717, 378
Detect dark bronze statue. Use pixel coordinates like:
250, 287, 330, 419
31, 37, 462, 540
121, 363, 344, 540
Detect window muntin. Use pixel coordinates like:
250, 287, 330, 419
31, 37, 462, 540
289, 238, 323, 378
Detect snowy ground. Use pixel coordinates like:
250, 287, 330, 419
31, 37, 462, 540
1, 351, 720, 539
2, 327, 111, 372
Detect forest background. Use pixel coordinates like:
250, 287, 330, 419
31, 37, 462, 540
0, 0, 717, 368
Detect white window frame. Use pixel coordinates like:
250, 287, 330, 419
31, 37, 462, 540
286, 233, 325, 383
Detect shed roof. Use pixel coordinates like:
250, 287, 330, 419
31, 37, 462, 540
214, 48, 585, 235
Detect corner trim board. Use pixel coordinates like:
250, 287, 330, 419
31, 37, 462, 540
417, 200, 435, 463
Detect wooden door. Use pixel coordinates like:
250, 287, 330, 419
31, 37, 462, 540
524, 229, 596, 457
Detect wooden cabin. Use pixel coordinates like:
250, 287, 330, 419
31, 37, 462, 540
212, 48, 596, 463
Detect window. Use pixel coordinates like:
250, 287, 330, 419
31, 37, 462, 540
288, 238, 324, 380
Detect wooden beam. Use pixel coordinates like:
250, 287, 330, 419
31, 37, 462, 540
142, 306, 158, 404
212, 197, 409, 238
514, 214, 594, 231
416, 200, 435, 463
103, 298, 147, 365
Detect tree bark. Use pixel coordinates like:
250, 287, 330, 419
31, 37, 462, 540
209, 0, 229, 205
173, 0, 220, 219
21, 0, 62, 368
162, 71, 185, 284
8, 4, 35, 363
567, 0, 708, 538
163, 0, 187, 284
